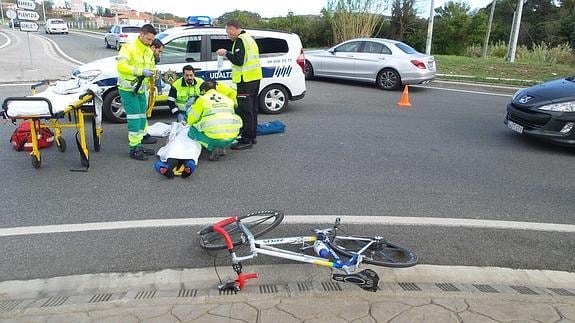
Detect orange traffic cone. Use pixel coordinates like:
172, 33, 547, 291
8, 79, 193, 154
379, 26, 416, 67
397, 85, 412, 107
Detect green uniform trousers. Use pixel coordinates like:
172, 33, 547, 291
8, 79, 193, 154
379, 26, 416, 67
119, 89, 147, 149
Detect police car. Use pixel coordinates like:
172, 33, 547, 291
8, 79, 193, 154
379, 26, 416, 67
73, 16, 307, 123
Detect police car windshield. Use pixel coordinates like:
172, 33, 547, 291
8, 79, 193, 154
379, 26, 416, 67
156, 33, 168, 41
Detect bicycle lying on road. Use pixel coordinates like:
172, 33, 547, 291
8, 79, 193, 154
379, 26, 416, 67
198, 210, 418, 292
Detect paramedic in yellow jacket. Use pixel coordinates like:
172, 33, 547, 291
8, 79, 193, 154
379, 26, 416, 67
187, 80, 242, 162
117, 24, 157, 161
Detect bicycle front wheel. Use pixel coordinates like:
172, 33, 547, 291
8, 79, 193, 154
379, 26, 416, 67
329, 235, 418, 268
199, 210, 284, 250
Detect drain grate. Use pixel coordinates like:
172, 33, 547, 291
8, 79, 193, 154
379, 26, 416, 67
297, 282, 313, 292
0, 300, 23, 312
259, 285, 278, 294
548, 288, 575, 297
219, 289, 237, 295
41, 297, 68, 307
436, 283, 460, 292
89, 293, 113, 303
134, 290, 157, 299
510, 285, 538, 295
178, 289, 197, 297
321, 282, 342, 291
399, 282, 421, 291
473, 284, 499, 293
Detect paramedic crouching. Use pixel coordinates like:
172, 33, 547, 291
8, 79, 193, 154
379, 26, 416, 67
187, 80, 243, 161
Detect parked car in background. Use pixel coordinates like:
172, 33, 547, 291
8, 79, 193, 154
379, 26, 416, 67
44, 19, 69, 34
8, 19, 21, 28
104, 25, 140, 50
305, 38, 436, 90
505, 75, 575, 146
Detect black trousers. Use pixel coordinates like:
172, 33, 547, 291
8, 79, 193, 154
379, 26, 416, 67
236, 80, 260, 142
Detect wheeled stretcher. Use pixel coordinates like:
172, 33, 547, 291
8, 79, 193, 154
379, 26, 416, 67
2, 79, 103, 169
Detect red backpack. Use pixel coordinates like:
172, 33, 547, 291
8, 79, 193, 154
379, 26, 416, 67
10, 121, 55, 152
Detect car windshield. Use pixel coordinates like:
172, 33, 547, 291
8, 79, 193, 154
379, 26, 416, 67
566, 75, 575, 82
394, 42, 417, 54
156, 32, 168, 41
51, 20, 65, 24
121, 27, 141, 33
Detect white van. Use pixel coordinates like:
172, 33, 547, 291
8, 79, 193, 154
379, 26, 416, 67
73, 25, 307, 123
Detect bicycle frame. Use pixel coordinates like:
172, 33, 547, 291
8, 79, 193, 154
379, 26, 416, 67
205, 216, 376, 290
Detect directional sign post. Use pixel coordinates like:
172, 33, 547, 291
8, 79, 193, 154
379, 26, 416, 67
20, 21, 39, 32
17, 10, 40, 21
16, 0, 40, 68
17, 0, 36, 11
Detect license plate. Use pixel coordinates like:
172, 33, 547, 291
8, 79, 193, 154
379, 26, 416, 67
507, 120, 523, 133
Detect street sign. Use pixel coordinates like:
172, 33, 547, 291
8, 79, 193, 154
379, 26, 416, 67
16, 0, 36, 10
17, 10, 40, 21
6, 9, 17, 19
20, 21, 39, 32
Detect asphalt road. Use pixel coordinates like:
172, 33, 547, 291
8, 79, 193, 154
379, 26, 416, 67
0, 30, 573, 281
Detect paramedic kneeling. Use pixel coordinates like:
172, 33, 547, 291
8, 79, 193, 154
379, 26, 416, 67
187, 80, 243, 161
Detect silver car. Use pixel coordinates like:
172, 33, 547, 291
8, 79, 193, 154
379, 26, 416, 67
305, 38, 436, 90
104, 25, 140, 50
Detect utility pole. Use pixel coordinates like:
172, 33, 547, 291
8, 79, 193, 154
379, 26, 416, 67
42, 0, 47, 24
425, 0, 435, 55
0, 0, 5, 25
507, 0, 524, 62
482, 0, 497, 58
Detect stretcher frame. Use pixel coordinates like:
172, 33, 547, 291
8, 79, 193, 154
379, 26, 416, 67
1, 80, 103, 170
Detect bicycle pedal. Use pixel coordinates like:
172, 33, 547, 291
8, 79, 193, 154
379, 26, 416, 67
332, 269, 380, 292
218, 281, 239, 292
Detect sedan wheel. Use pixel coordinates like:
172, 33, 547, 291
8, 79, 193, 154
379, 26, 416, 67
377, 69, 401, 91
304, 60, 314, 79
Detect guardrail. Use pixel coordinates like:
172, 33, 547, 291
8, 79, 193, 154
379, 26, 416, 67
65, 21, 176, 33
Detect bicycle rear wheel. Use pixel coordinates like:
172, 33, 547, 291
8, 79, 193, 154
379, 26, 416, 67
328, 235, 417, 268
198, 210, 284, 250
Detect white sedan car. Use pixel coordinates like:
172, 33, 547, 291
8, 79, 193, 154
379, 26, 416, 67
44, 19, 68, 34
305, 38, 436, 90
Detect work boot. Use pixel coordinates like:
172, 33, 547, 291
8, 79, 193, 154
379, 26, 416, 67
208, 147, 224, 161
141, 147, 156, 156
230, 140, 253, 150
154, 160, 173, 178
129, 147, 148, 161
141, 134, 157, 144
181, 160, 196, 178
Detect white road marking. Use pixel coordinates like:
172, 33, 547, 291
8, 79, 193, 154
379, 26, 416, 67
413, 85, 514, 97
36, 34, 85, 65
0, 32, 11, 49
0, 83, 35, 87
0, 215, 574, 238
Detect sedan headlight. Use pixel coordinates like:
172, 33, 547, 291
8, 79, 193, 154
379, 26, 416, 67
75, 70, 102, 81
538, 101, 575, 112
512, 89, 523, 101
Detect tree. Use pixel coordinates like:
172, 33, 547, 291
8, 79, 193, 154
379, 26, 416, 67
389, 0, 419, 41
326, 0, 387, 43
432, 1, 486, 55
216, 10, 264, 28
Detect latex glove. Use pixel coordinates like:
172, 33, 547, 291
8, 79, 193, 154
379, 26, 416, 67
185, 97, 196, 110
142, 68, 154, 77
176, 113, 186, 124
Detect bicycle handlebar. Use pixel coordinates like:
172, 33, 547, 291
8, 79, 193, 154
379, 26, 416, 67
199, 216, 239, 250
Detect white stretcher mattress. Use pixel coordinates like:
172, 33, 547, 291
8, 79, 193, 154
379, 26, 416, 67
5, 79, 101, 118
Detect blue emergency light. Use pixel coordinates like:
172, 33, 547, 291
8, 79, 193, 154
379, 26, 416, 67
186, 16, 213, 26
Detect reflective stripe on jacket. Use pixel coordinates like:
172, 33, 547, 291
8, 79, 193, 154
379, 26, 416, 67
187, 89, 242, 141
231, 33, 263, 83
117, 38, 155, 93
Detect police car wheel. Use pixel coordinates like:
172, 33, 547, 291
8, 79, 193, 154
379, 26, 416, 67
259, 85, 288, 114
102, 88, 127, 123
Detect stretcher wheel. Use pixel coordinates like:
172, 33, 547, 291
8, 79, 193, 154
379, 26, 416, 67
91, 116, 101, 152
31, 155, 41, 169
57, 137, 67, 152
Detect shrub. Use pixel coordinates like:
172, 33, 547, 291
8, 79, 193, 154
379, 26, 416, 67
464, 43, 482, 57
489, 41, 508, 58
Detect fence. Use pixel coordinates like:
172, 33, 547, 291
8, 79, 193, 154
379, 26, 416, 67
66, 21, 177, 32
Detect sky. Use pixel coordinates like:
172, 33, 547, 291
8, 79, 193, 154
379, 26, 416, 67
52, 0, 496, 19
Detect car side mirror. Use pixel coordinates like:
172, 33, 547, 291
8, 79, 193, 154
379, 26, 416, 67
328, 48, 336, 54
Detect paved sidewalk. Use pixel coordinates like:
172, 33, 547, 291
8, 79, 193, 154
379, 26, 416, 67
1, 265, 574, 322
